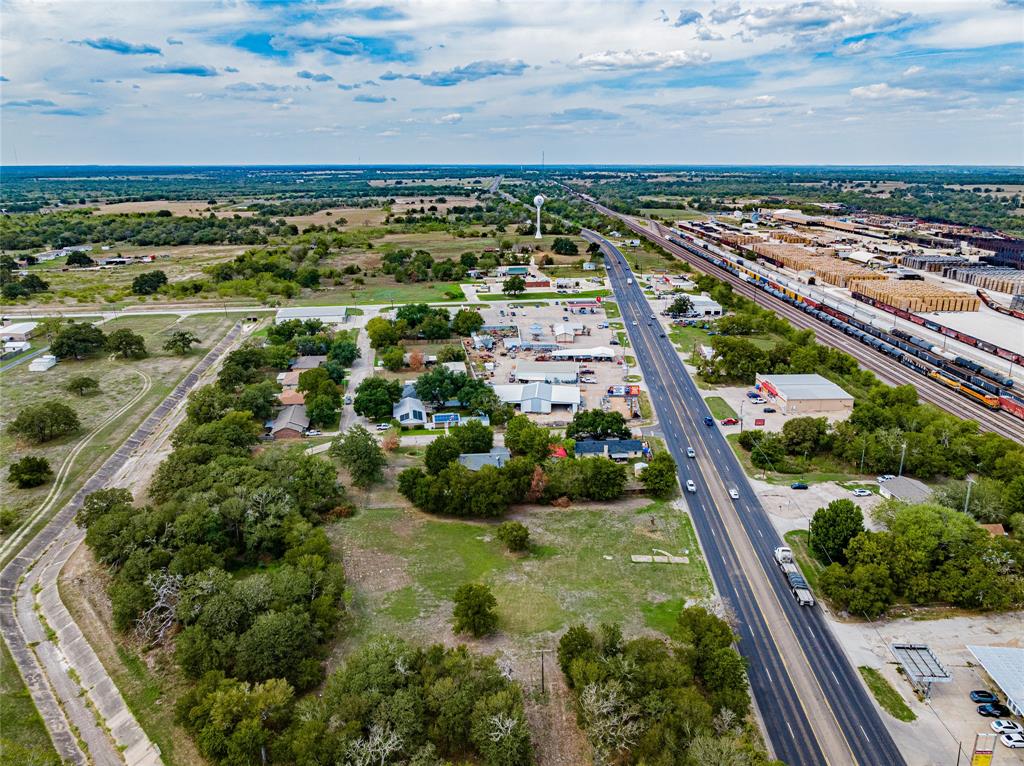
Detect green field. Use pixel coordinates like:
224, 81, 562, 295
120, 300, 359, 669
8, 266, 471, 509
704, 396, 737, 420
640, 208, 706, 221
296, 281, 466, 306
331, 499, 711, 652
478, 289, 610, 301
0, 640, 61, 766
858, 666, 916, 722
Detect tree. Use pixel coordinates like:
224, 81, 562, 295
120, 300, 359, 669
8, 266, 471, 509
453, 419, 494, 454
666, 295, 694, 316
640, 452, 678, 499
306, 394, 339, 429
380, 346, 405, 372
330, 426, 386, 488
496, 521, 530, 551
365, 317, 404, 350
424, 435, 462, 475
9, 401, 81, 443
163, 330, 201, 355
353, 377, 401, 420
552, 237, 579, 255
452, 583, 498, 637
106, 328, 148, 359
67, 376, 99, 396
809, 499, 864, 565
131, 270, 168, 295
451, 309, 484, 337
51, 322, 107, 360
503, 415, 551, 462
781, 417, 831, 457
327, 338, 360, 367
502, 275, 526, 297
566, 410, 631, 441
8, 456, 53, 488
65, 250, 95, 267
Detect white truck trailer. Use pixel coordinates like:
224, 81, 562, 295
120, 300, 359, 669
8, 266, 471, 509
773, 546, 815, 607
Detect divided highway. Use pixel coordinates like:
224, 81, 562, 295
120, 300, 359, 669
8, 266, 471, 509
586, 230, 906, 766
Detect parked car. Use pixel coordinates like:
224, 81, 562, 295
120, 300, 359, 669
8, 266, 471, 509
721, 418, 739, 426
791, 482, 809, 490
979, 704, 1013, 718
877, 474, 896, 483
304, 429, 322, 437
375, 423, 392, 432
686, 480, 696, 493
344, 395, 352, 405
746, 392, 759, 400
686, 447, 696, 458
852, 488, 872, 497
991, 721, 1024, 735
763, 407, 777, 413
1002, 733, 1024, 749
753, 397, 767, 404
971, 691, 1000, 704
729, 488, 740, 500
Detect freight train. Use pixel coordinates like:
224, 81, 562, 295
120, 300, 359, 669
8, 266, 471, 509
663, 231, 1023, 420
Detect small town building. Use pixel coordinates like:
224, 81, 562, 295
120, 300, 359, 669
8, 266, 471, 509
492, 382, 581, 414
550, 346, 617, 362
271, 405, 309, 439
688, 294, 723, 317
277, 390, 306, 406
292, 355, 327, 370
514, 360, 579, 384
574, 439, 646, 460
967, 646, 1024, 716
458, 447, 512, 471
393, 396, 427, 427
0, 321, 38, 342
878, 476, 932, 504
277, 370, 301, 389
553, 324, 575, 343
3, 341, 31, 356
274, 306, 348, 325
441, 361, 468, 375
754, 373, 854, 414
28, 354, 57, 372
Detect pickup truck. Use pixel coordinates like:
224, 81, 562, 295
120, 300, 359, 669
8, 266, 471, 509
773, 546, 815, 607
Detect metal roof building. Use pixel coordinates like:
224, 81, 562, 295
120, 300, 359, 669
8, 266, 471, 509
968, 646, 1024, 716
514, 360, 579, 384
755, 373, 854, 415
274, 306, 348, 325
879, 476, 932, 504
492, 382, 581, 414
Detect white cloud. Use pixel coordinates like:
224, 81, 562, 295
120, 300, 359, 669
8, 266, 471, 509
571, 48, 710, 71
436, 112, 462, 124
902, 65, 924, 76
849, 82, 933, 100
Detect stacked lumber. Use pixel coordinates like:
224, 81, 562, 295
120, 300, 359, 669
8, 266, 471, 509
851, 280, 980, 312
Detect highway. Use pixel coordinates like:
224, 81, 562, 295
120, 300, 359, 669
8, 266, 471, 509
594, 205, 1024, 443
586, 230, 906, 766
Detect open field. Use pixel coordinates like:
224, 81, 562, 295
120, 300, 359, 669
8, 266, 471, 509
640, 208, 706, 221
91, 200, 247, 217
285, 206, 387, 227
297, 281, 466, 305
0, 313, 237, 557
0, 638, 61, 766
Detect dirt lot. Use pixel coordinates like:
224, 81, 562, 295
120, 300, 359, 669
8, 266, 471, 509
829, 612, 1024, 766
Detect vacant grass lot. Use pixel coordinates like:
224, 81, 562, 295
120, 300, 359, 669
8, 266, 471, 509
297, 280, 466, 306
858, 666, 916, 722
704, 396, 738, 420
330, 498, 711, 657
0, 313, 236, 556
0, 639, 60, 766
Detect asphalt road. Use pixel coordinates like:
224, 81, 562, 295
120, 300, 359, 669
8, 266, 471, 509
586, 230, 906, 766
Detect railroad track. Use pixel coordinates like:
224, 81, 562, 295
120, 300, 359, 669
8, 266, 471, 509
596, 206, 1024, 443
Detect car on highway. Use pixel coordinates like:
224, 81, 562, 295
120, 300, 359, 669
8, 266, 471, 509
877, 474, 896, 483
686, 480, 696, 493
686, 447, 696, 458
720, 418, 739, 425
729, 488, 740, 499
660, 332, 666, 337
979, 703, 1013, 718
790, 482, 809, 490
1002, 733, 1024, 749
852, 488, 872, 497
992, 721, 1024, 735
632, 320, 638, 326
971, 690, 1000, 703
703, 416, 714, 427
650, 313, 656, 320
763, 407, 777, 413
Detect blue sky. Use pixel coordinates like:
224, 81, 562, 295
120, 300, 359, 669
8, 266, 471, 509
1, 0, 1021, 165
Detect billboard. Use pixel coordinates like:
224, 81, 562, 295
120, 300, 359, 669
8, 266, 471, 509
607, 385, 641, 397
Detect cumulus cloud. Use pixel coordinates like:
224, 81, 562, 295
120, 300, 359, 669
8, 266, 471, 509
741, 1, 913, 47
75, 37, 161, 55
223, 66, 239, 73
709, 1, 746, 24
849, 82, 933, 100
674, 9, 703, 26
550, 107, 620, 122
694, 24, 724, 41
144, 63, 218, 77
354, 93, 388, 103
571, 48, 710, 71
226, 82, 302, 93
260, 33, 411, 62
437, 112, 463, 123
296, 70, 333, 82
383, 59, 529, 87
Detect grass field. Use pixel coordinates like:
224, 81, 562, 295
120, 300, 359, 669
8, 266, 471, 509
858, 666, 916, 722
640, 208, 706, 221
783, 530, 826, 591
704, 396, 737, 420
330, 499, 712, 656
0, 639, 61, 766
296, 281, 466, 306
478, 289, 610, 302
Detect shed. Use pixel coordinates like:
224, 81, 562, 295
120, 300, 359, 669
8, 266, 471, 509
28, 354, 57, 372
0, 321, 38, 342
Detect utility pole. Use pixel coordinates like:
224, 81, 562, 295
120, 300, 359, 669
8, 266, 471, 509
860, 439, 867, 473
898, 442, 907, 477
963, 478, 975, 515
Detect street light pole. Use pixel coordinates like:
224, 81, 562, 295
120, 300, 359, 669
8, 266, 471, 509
963, 478, 975, 515
898, 442, 907, 477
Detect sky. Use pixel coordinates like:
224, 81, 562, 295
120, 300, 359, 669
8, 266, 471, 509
1, 0, 1022, 166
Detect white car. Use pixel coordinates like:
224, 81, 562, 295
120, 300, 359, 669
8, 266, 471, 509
375, 423, 392, 431
729, 488, 739, 500
877, 474, 896, 483
632, 320, 638, 326
304, 429, 322, 437
686, 447, 696, 458
686, 480, 696, 493
852, 488, 872, 497
992, 721, 1024, 735
1002, 733, 1024, 749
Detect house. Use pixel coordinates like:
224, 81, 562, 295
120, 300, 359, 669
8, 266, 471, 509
292, 355, 327, 370
514, 360, 579, 384
0, 322, 38, 342
878, 476, 931, 504
458, 447, 512, 471
277, 390, 306, 406
3, 341, 31, 356
441, 361, 468, 375
271, 405, 309, 439
393, 396, 427, 427
28, 354, 57, 372
492, 382, 581, 414
574, 439, 646, 460
277, 370, 302, 389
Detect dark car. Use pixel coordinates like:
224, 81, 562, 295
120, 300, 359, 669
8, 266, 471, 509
971, 691, 999, 704
978, 703, 1012, 718
703, 416, 714, 427
763, 407, 777, 413
659, 332, 666, 338
791, 482, 809, 490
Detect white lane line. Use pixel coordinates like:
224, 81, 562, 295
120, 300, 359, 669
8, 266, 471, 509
860, 725, 870, 743
831, 670, 840, 686
787, 721, 795, 739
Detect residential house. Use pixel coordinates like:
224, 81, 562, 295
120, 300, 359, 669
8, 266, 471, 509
271, 405, 309, 439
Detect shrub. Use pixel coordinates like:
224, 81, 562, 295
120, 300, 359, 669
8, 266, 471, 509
496, 521, 530, 551
8, 456, 54, 488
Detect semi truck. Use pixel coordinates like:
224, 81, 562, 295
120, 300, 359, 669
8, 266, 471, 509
773, 546, 815, 607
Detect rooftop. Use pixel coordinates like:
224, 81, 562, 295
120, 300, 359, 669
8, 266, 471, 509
271, 404, 309, 434
880, 476, 932, 504
757, 373, 853, 401
458, 447, 512, 471
968, 645, 1024, 714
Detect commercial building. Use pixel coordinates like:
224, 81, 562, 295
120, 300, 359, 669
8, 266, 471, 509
271, 405, 309, 439
514, 360, 579, 384
492, 382, 581, 414
274, 306, 348, 325
755, 373, 854, 414
574, 439, 646, 460
0, 321, 38, 342
968, 646, 1024, 716
549, 346, 617, 362
688, 294, 723, 317
878, 476, 932, 504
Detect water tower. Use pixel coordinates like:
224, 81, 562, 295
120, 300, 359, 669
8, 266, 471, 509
533, 194, 545, 239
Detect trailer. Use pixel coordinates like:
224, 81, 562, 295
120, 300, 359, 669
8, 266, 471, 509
774, 547, 815, 607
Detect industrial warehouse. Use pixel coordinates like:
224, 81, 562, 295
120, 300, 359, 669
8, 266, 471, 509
754, 373, 855, 414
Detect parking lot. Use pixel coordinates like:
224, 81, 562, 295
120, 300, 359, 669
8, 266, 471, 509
704, 382, 855, 434
472, 300, 638, 421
